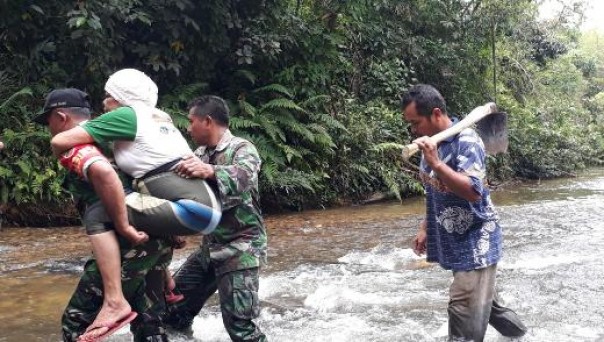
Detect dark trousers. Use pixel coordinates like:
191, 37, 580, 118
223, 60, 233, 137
165, 246, 266, 342
448, 264, 527, 342
61, 238, 172, 342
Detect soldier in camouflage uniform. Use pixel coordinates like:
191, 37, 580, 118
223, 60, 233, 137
167, 95, 267, 341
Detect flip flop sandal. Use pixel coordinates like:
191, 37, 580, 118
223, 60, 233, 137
78, 311, 138, 342
165, 291, 185, 304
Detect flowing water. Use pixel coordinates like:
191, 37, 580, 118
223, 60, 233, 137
1, 170, 604, 341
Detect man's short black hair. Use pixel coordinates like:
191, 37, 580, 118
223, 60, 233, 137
188, 95, 229, 127
401, 84, 447, 117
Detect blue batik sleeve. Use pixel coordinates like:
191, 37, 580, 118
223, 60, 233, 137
455, 129, 486, 194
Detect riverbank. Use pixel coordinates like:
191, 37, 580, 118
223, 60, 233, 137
0, 172, 561, 229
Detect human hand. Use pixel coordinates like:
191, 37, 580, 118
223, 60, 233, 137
175, 155, 215, 179
413, 136, 441, 169
412, 221, 427, 256
118, 224, 149, 245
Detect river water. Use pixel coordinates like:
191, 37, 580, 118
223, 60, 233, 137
1, 170, 604, 341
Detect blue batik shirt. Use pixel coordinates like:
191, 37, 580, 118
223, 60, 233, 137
420, 126, 502, 271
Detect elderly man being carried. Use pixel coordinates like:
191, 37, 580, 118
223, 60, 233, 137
50, 70, 223, 341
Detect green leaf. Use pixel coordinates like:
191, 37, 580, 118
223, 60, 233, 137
238, 100, 257, 117
16, 160, 32, 176
0, 88, 32, 112
234, 70, 256, 84
30, 5, 44, 15
315, 113, 347, 131
253, 84, 294, 98
260, 98, 305, 113
75, 17, 86, 28
230, 116, 261, 129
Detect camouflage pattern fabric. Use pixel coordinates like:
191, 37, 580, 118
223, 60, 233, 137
165, 245, 266, 341
193, 129, 267, 275
165, 130, 267, 340
61, 236, 172, 342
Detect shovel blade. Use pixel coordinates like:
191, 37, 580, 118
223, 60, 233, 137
476, 112, 508, 155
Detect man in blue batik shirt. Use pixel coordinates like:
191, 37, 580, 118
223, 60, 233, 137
403, 84, 527, 342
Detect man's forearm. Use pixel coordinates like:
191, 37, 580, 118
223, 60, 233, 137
87, 162, 130, 231
431, 162, 481, 202
51, 126, 94, 156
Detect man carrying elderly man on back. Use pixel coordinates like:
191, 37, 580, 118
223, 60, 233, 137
37, 68, 267, 341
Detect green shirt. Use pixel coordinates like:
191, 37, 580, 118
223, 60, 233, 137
82, 106, 192, 178
82, 107, 137, 144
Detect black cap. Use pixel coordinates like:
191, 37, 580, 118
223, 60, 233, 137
33, 88, 91, 125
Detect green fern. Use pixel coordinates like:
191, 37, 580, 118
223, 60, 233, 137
277, 143, 304, 163
230, 116, 262, 130
379, 168, 402, 200
260, 160, 278, 183
234, 69, 257, 85
272, 112, 316, 143
252, 115, 285, 142
314, 113, 348, 131
0, 87, 32, 112
260, 98, 306, 113
167, 109, 189, 130
300, 95, 330, 107
349, 164, 371, 174
236, 131, 287, 166
253, 84, 294, 98
224, 81, 345, 199
161, 82, 208, 108
237, 100, 258, 117
263, 169, 317, 192
305, 124, 334, 148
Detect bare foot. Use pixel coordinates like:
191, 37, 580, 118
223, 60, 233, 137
78, 300, 132, 341
164, 273, 184, 304
166, 273, 176, 292
117, 225, 149, 245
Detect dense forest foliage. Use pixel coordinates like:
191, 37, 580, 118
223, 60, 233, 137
1, 0, 603, 226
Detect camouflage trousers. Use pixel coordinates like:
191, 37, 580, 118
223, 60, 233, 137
62, 237, 173, 342
165, 245, 266, 342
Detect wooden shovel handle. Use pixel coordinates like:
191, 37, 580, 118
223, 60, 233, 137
402, 102, 497, 159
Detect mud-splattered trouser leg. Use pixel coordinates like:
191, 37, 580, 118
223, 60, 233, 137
166, 246, 267, 341
448, 264, 527, 342
61, 238, 172, 342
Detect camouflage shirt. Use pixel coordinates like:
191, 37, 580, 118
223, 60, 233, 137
194, 129, 267, 275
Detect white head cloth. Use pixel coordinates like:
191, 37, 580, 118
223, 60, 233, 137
104, 68, 158, 111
